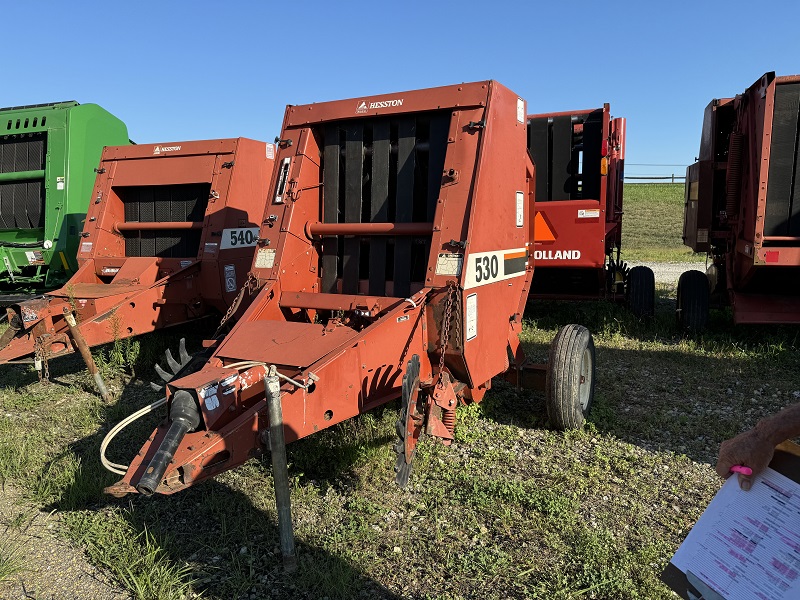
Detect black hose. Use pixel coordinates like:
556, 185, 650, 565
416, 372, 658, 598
136, 390, 201, 496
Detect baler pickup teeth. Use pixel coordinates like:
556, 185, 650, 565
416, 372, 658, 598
151, 338, 193, 392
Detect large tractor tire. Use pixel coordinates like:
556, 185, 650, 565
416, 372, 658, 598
626, 265, 655, 318
546, 324, 595, 430
676, 270, 710, 332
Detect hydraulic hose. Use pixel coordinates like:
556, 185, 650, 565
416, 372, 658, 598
136, 390, 201, 496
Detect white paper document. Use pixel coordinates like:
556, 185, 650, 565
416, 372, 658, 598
669, 467, 800, 599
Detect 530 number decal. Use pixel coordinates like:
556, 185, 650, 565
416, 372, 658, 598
474, 255, 499, 283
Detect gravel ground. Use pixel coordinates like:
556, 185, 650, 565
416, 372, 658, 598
0, 485, 130, 600
629, 261, 703, 286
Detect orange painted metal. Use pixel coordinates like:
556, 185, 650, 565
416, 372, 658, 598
528, 105, 627, 299
684, 72, 800, 323
0, 138, 274, 363
109, 81, 540, 496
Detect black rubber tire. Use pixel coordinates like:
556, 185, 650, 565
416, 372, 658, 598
546, 324, 595, 430
626, 265, 655, 318
676, 270, 710, 332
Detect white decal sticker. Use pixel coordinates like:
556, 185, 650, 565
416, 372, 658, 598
463, 248, 527, 289
224, 264, 237, 293
203, 242, 219, 255
56, 176, 65, 190
533, 250, 582, 260
220, 227, 259, 250
153, 145, 181, 155
516, 191, 524, 227
205, 394, 220, 410
517, 98, 525, 124
25, 251, 44, 265
577, 209, 600, 219
697, 229, 709, 243
266, 143, 275, 159
396, 315, 410, 323
435, 253, 463, 277
255, 248, 276, 269
80, 241, 93, 254
356, 98, 404, 114
466, 293, 477, 341
180, 260, 192, 268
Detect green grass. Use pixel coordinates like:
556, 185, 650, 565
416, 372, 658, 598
621, 183, 705, 263
1, 298, 798, 599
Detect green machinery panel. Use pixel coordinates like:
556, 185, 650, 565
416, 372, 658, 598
0, 101, 129, 301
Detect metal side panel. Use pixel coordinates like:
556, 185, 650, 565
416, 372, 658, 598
551, 116, 573, 199
322, 124, 340, 293
342, 125, 363, 294
369, 120, 390, 296
393, 117, 416, 298
581, 110, 604, 200
527, 117, 550, 202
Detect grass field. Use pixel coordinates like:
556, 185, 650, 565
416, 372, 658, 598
1, 185, 796, 599
621, 183, 704, 263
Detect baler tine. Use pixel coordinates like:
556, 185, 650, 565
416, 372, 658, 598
0, 139, 274, 393
104, 82, 596, 568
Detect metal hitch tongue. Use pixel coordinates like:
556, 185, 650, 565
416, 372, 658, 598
136, 390, 201, 496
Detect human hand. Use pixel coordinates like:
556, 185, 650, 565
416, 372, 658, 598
715, 428, 775, 491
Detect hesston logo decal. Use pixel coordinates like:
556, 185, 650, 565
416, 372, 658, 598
153, 145, 182, 155
356, 98, 404, 114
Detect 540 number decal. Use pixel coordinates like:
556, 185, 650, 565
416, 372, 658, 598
220, 227, 260, 250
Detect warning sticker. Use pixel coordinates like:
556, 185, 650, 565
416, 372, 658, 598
577, 209, 600, 219
697, 229, 709, 243
517, 98, 525, 124
204, 242, 219, 255
266, 143, 275, 159
56, 176, 65, 191
80, 241, 93, 254
224, 264, 237, 293
435, 253, 463, 277
516, 191, 524, 227
465, 293, 477, 340
25, 251, 44, 265
255, 248, 276, 269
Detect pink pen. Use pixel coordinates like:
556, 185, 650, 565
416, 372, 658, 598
730, 465, 753, 476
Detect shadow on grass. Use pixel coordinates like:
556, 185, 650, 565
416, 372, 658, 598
478, 294, 800, 468
36, 328, 404, 599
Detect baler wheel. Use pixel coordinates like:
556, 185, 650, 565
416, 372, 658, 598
676, 270, 710, 332
150, 338, 206, 392
546, 324, 595, 430
394, 354, 424, 488
626, 266, 655, 318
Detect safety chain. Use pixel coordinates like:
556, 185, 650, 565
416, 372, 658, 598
33, 336, 50, 384
215, 272, 260, 336
437, 281, 459, 383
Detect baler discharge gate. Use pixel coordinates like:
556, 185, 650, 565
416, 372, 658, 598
105, 83, 595, 538
0, 139, 274, 378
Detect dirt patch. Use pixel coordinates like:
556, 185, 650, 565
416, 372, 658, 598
0, 484, 129, 600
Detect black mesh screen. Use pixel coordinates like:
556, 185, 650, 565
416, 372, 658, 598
319, 111, 450, 297
527, 110, 603, 202
0, 133, 47, 228
117, 183, 210, 257
764, 83, 800, 238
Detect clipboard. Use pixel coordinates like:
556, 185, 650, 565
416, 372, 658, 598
662, 441, 800, 600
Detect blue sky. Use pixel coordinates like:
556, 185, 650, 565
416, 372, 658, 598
3, 1, 799, 179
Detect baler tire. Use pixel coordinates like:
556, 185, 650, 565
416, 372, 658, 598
676, 270, 710, 332
546, 324, 595, 430
627, 266, 655, 319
